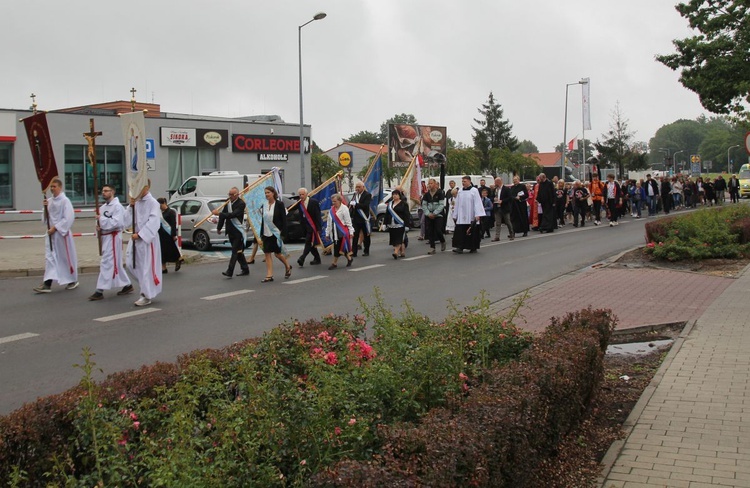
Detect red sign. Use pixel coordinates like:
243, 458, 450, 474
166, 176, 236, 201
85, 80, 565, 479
232, 134, 310, 154
745, 131, 750, 155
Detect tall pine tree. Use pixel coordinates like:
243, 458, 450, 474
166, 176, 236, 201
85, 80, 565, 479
472, 92, 518, 171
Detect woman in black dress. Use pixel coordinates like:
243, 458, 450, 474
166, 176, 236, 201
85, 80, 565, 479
260, 186, 292, 282
384, 189, 411, 259
509, 175, 530, 237
157, 197, 183, 273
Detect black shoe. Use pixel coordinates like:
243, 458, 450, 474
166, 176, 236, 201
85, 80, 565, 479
162, 268, 168, 274
88, 292, 104, 301
175, 258, 183, 272
222, 271, 233, 278
117, 284, 134, 296
310, 260, 321, 265
522, 232, 528, 237
452, 249, 463, 254
362, 252, 369, 257
237, 269, 250, 276
297, 258, 304, 268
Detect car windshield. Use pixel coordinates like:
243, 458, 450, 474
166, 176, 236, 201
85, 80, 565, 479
739, 170, 750, 179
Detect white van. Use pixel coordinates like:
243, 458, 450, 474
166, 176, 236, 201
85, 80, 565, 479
169, 171, 264, 203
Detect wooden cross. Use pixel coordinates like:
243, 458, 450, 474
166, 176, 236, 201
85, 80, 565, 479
83, 118, 103, 255
130, 87, 137, 112
30, 93, 37, 114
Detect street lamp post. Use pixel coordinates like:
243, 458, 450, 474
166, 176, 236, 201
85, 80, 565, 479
562, 79, 587, 181
727, 145, 740, 174
298, 12, 327, 188
672, 149, 684, 175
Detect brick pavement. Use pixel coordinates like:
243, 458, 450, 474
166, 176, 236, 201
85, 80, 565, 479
599, 266, 750, 487
492, 266, 734, 333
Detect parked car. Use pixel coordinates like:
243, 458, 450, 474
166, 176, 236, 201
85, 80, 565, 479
168, 196, 233, 252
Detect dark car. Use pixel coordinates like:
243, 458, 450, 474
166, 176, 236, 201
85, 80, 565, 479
282, 195, 305, 242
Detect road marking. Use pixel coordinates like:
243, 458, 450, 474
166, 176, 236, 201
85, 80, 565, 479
0, 332, 39, 345
283, 275, 327, 285
94, 308, 161, 322
201, 290, 254, 300
348, 264, 385, 272
402, 255, 431, 261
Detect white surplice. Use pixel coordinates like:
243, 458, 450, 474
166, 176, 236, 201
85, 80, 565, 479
123, 192, 162, 299
451, 186, 485, 224
96, 197, 132, 290
43, 192, 78, 285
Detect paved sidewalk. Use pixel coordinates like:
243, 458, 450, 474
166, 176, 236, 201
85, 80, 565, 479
599, 265, 750, 487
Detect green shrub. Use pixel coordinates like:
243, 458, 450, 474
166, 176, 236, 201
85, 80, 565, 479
644, 206, 750, 261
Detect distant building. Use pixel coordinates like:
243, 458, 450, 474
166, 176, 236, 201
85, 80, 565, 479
323, 142, 387, 191
0, 101, 311, 217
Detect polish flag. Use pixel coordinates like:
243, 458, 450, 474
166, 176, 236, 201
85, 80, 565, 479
568, 138, 578, 151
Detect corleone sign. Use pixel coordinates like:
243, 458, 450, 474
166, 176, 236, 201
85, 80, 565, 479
233, 134, 310, 154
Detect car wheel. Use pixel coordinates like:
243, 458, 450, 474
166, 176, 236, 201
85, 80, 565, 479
193, 229, 212, 252
377, 214, 385, 230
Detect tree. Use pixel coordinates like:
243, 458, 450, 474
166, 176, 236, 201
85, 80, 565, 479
595, 102, 635, 178
657, 1, 750, 121
647, 119, 705, 166
310, 153, 339, 188
345, 130, 381, 145
446, 148, 482, 175
472, 92, 519, 171
379, 113, 418, 142
554, 138, 596, 166
516, 140, 539, 154
489, 148, 540, 180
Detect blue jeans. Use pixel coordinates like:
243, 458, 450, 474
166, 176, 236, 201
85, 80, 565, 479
632, 199, 642, 217
672, 193, 681, 208
647, 195, 657, 215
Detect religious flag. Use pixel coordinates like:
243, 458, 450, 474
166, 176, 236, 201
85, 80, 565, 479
400, 153, 423, 211
23, 112, 58, 192
310, 174, 342, 247
362, 153, 384, 217
121, 111, 148, 199
582, 77, 591, 131
241, 169, 279, 245
568, 138, 578, 151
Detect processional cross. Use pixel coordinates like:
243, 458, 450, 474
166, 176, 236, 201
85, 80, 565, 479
83, 118, 103, 254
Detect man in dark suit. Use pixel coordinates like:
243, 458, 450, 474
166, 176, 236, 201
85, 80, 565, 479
349, 181, 372, 257
728, 174, 740, 203
296, 187, 323, 267
213, 186, 249, 278
492, 177, 515, 240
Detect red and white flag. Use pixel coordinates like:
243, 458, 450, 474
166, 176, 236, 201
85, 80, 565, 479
568, 138, 578, 151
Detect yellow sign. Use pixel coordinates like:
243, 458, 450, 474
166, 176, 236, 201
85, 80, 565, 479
691, 155, 701, 163
338, 152, 352, 167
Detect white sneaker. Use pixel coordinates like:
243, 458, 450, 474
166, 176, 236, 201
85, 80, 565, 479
614, 221, 619, 226
134, 296, 152, 307
609, 222, 614, 227
65, 281, 79, 290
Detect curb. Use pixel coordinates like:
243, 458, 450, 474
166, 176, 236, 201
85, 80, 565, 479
596, 318, 697, 487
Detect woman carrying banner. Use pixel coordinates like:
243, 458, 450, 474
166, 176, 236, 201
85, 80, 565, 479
260, 186, 292, 282
325, 193, 354, 270
384, 189, 411, 259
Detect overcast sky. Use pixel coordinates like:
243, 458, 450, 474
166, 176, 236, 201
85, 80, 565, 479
3, 0, 705, 153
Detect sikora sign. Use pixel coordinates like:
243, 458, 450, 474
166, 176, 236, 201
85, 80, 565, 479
232, 134, 310, 154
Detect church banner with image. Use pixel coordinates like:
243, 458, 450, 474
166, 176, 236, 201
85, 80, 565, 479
121, 111, 148, 199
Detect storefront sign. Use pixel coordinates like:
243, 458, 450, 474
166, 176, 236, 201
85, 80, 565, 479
258, 153, 289, 162
160, 127, 196, 147
233, 134, 310, 154
197, 129, 229, 148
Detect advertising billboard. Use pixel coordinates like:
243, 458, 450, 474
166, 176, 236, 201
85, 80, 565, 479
388, 124, 447, 168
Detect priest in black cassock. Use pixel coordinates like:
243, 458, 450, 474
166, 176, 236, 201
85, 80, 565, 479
451, 176, 485, 253
536, 173, 556, 233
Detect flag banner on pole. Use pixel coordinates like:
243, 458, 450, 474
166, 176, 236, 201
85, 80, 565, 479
582, 78, 591, 131
23, 112, 59, 192
568, 138, 579, 151
311, 175, 341, 247
121, 112, 148, 199
363, 153, 383, 217
399, 151, 423, 211
242, 170, 277, 245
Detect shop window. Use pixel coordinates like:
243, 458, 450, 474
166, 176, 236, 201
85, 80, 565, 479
64, 145, 126, 204
168, 147, 217, 191
0, 143, 12, 208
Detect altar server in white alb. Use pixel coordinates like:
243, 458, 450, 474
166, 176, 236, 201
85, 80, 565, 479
123, 182, 162, 306
34, 177, 79, 293
88, 184, 133, 301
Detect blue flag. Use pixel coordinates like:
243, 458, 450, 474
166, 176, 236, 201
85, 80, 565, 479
313, 178, 339, 247
363, 155, 383, 217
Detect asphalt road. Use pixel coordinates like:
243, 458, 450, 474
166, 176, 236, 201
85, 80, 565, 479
0, 220, 646, 414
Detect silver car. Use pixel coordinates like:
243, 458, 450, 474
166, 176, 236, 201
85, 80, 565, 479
375, 189, 421, 230
168, 196, 240, 252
